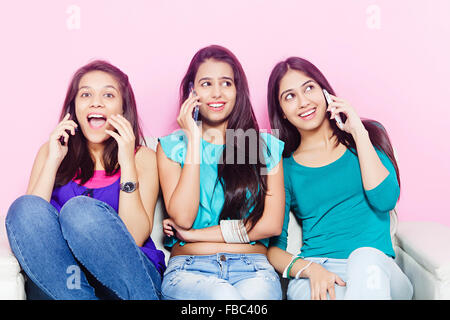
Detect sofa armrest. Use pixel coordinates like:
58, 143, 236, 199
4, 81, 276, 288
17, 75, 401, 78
0, 217, 26, 300
395, 221, 450, 279
394, 221, 450, 299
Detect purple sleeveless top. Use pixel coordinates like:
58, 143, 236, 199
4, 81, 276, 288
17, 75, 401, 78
50, 170, 166, 275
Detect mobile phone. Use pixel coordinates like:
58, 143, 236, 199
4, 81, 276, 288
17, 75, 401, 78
59, 114, 78, 146
323, 89, 344, 129
189, 81, 199, 122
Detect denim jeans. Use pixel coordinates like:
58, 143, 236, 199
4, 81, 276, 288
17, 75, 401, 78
287, 247, 413, 300
5, 195, 162, 300
161, 253, 282, 300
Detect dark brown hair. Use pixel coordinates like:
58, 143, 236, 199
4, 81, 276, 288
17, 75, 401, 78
180, 45, 268, 229
267, 57, 400, 188
55, 60, 145, 187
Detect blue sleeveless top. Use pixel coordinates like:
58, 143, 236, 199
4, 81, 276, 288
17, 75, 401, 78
50, 171, 166, 275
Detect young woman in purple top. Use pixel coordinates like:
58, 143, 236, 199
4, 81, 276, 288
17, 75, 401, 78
5, 60, 165, 300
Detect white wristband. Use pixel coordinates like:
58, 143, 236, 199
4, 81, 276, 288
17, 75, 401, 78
294, 261, 313, 279
220, 220, 250, 243
220, 220, 233, 243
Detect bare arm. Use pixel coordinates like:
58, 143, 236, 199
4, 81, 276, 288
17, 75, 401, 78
267, 246, 309, 276
118, 147, 159, 246
328, 95, 389, 190
28, 114, 78, 200
157, 90, 202, 229
352, 128, 389, 190
267, 245, 345, 300
27, 142, 59, 201
156, 137, 200, 229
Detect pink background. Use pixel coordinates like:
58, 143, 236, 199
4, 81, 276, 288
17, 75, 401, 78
1, 0, 449, 226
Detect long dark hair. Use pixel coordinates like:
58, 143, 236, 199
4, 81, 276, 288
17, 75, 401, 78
267, 57, 400, 188
180, 45, 268, 229
55, 60, 145, 187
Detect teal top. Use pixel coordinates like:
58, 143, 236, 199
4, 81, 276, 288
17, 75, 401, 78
270, 147, 399, 259
159, 130, 285, 248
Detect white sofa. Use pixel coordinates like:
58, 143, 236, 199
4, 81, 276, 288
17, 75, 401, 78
1, 200, 450, 300
1, 138, 449, 299
152, 204, 450, 300
0, 221, 26, 300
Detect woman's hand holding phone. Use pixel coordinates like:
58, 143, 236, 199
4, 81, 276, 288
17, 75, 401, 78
326, 93, 365, 136
48, 113, 78, 166
177, 86, 201, 140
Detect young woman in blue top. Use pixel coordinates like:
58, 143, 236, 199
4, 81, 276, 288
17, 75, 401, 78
6, 60, 164, 299
266, 57, 413, 300
157, 45, 285, 300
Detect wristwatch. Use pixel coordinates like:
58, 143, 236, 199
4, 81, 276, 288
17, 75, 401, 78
120, 181, 139, 193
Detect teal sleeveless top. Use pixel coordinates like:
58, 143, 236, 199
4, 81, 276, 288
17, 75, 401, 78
159, 130, 284, 248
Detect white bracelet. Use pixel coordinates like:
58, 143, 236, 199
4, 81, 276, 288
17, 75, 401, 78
294, 261, 313, 279
282, 255, 297, 279
239, 220, 250, 243
220, 220, 234, 243
222, 220, 242, 243
220, 220, 250, 243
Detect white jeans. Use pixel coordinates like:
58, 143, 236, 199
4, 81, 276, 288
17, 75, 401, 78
287, 247, 413, 300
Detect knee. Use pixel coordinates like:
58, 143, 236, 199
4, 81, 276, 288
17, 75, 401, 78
6, 195, 56, 233
348, 247, 387, 269
238, 272, 282, 300
59, 196, 109, 238
346, 247, 391, 298
347, 247, 389, 279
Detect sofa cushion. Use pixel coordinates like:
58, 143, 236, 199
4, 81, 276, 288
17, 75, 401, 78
0, 217, 26, 299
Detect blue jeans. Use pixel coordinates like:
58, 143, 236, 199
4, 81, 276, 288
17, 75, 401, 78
5, 195, 161, 300
161, 253, 282, 300
287, 247, 413, 300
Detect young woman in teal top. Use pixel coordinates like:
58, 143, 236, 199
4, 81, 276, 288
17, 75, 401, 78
157, 45, 285, 300
266, 57, 413, 300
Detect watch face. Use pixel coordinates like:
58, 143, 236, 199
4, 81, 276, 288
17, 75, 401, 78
122, 182, 135, 193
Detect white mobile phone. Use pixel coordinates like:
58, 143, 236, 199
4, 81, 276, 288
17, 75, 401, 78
323, 89, 344, 129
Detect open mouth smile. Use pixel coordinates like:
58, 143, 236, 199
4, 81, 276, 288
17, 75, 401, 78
87, 113, 107, 129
